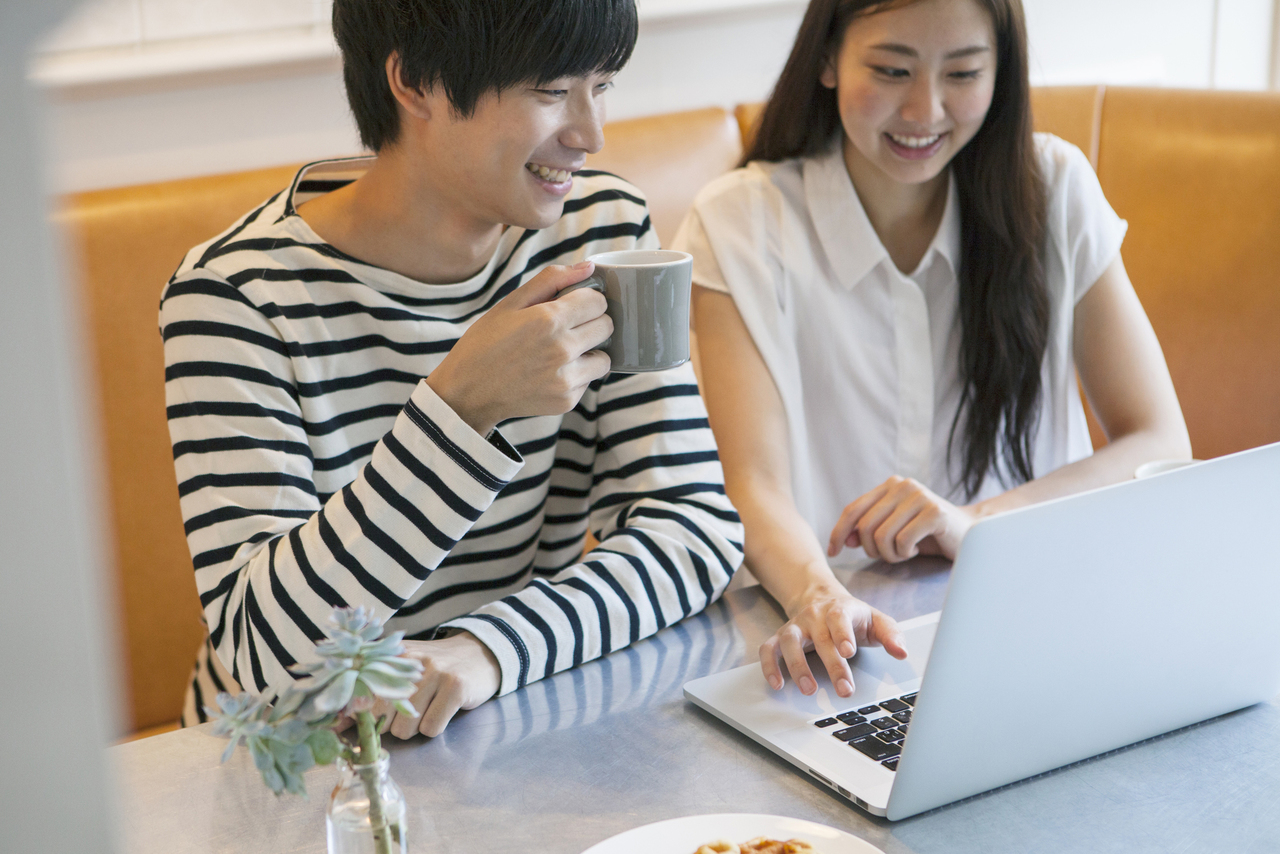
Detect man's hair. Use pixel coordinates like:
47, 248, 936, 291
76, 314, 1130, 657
333, 0, 639, 152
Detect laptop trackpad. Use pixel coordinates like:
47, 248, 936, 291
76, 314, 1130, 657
846, 610, 938, 689
688, 612, 940, 737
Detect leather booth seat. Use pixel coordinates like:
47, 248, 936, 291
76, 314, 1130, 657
59, 91, 1280, 736
58, 165, 303, 736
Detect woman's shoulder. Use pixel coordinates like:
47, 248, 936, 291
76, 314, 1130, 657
1033, 132, 1099, 195
690, 157, 807, 220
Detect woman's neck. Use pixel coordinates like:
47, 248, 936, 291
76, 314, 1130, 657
841, 137, 950, 276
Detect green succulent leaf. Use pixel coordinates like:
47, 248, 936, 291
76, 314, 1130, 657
358, 668, 417, 698
262, 764, 285, 795
306, 728, 344, 766
311, 669, 359, 715
207, 606, 422, 800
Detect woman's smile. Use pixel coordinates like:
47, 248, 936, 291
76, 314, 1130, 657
884, 131, 949, 160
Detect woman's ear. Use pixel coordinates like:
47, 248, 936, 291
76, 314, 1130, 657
386, 52, 432, 122
819, 55, 838, 90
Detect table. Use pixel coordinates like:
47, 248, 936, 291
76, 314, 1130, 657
112, 557, 1280, 853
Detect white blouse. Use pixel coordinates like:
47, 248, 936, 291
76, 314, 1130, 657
674, 134, 1127, 558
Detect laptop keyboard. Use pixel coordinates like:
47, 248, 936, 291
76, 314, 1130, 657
813, 691, 916, 772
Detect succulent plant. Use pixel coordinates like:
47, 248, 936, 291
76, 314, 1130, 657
206, 606, 424, 799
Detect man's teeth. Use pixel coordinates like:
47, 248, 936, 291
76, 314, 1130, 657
888, 133, 942, 149
526, 163, 571, 183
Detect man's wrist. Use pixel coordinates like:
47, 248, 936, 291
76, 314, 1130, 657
453, 630, 502, 701
426, 370, 499, 437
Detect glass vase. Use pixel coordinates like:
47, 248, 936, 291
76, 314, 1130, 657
326, 753, 407, 854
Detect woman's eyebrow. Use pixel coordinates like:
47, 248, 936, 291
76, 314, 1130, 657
869, 43, 991, 59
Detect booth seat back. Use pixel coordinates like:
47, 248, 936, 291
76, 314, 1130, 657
59, 164, 304, 734
1095, 87, 1280, 460
58, 108, 741, 736
587, 107, 742, 246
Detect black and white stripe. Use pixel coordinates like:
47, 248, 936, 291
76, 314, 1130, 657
162, 158, 743, 722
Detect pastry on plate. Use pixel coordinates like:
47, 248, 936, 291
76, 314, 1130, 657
694, 838, 818, 854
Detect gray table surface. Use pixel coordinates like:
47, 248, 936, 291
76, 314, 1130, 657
111, 559, 1280, 854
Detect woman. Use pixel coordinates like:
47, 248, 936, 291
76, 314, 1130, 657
673, 0, 1189, 699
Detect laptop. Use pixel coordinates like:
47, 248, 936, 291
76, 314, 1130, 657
684, 442, 1280, 820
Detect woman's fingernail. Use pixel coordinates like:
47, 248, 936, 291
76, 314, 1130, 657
800, 676, 816, 694
769, 676, 782, 690
838, 679, 853, 696
840, 642, 855, 658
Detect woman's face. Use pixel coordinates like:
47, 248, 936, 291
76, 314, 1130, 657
822, 0, 998, 188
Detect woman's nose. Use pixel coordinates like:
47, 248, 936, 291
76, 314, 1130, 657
900, 76, 945, 127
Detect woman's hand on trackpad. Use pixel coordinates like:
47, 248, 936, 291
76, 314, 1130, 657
760, 588, 907, 699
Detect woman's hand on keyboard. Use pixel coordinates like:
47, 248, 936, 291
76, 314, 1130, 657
760, 585, 907, 698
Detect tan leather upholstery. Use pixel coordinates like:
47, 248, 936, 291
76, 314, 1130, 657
57, 164, 302, 733
1095, 88, 1280, 460
1030, 85, 1104, 168
734, 102, 764, 155
586, 107, 742, 247
1029, 86, 1108, 447
586, 107, 741, 387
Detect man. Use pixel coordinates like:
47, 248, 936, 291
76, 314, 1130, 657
161, 0, 742, 738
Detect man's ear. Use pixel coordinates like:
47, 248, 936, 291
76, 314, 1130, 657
386, 52, 432, 121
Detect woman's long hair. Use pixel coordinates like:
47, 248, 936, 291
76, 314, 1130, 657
745, 0, 1049, 499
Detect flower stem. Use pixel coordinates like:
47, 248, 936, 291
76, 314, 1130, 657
354, 711, 395, 854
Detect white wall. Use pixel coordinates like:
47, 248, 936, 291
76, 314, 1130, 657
1023, 0, 1276, 89
32, 0, 1280, 193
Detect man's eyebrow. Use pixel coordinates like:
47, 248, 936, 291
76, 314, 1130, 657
869, 43, 991, 59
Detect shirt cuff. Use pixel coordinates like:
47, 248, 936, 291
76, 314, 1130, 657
402, 380, 525, 489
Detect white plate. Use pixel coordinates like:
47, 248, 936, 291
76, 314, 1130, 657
580, 813, 885, 854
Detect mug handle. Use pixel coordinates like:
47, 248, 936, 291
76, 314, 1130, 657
556, 273, 611, 350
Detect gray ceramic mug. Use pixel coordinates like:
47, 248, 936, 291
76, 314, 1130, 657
560, 249, 693, 373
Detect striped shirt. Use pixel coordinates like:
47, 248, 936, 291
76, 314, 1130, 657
160, 157, 744, 724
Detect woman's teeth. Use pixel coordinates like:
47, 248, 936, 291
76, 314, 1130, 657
526, 163, 571, 183
888, 133, 942, 149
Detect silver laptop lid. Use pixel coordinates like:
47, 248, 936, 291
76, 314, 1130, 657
887, 442, 1280, 819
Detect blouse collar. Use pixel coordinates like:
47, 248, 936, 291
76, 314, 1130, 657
803, 139, 961, 290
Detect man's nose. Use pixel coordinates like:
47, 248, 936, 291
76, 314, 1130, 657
563, 89, 606, 154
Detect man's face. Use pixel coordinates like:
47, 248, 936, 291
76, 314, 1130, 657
417, 73, 613, 231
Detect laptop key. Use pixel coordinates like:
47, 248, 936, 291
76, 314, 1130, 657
871, 717, 897, 730
892, 710, 912, 724
901, 693, 918, 707
833, 723, 876, 741
879, 698, 910, 713
882, 758, 900, 771
857, 705, 882, 715
814, 717, 839, 728
875, 731, 899, 744
836, 712, 867, 725
851, 736, 902, 761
